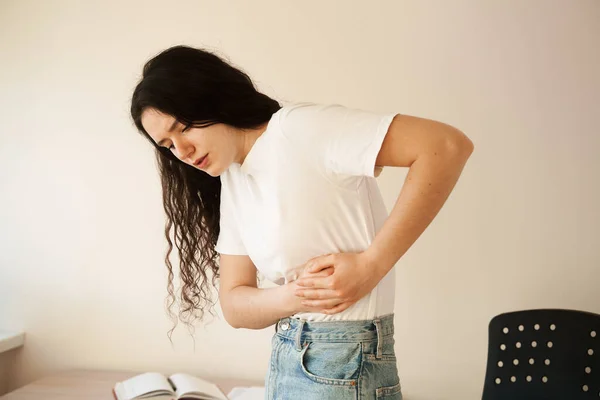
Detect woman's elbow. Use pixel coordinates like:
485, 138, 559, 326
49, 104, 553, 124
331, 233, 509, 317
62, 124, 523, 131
446, 128, 474, 159
219, 296, 242, 329
223, 312, 243, 329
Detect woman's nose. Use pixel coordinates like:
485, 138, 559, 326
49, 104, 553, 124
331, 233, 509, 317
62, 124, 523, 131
176, 141, 194, 161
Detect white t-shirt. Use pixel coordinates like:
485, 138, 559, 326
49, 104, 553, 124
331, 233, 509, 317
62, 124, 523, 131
215, 102, 398, 321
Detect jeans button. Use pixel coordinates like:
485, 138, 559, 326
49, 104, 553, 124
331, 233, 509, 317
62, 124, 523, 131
280, 321, 290, 331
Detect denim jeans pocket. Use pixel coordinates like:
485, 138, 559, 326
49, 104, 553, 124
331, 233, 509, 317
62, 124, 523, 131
364, 352, 397, 362
363, 346, 402, 399
376, 381, 402, 399
299, 340, 363, 386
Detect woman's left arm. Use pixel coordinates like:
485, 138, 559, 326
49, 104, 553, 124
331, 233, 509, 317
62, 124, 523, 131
295, 114, 474, 313
364, 113, 474, 275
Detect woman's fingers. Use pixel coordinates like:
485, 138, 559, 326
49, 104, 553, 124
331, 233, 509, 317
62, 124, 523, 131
301, 298, 342, 312
296, 288, 339, 300
301, 297, 343, 308
321, 302, 352, 315
300, 266, 333, 279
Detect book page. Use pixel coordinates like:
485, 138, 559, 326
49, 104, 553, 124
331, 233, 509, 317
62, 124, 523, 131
169, 373, 228, 400
227, 387, 265, 400
114, 372, 175, 400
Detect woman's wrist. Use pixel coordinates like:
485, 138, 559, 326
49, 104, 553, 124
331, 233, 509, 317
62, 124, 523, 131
278, 281, 303, 315
361, 248, 390, 281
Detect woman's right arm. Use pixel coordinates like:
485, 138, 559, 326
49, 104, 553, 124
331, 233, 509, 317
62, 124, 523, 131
218, 254, 333, 330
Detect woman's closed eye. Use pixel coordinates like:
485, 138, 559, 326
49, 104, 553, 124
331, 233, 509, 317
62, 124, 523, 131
165, 123, 191, 150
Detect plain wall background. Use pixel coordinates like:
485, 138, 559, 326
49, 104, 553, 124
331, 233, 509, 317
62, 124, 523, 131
1, 1, 599, 399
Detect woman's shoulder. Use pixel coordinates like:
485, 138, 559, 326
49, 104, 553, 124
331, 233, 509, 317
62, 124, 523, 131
276, 101, 340, 141
278, 101, 336, 118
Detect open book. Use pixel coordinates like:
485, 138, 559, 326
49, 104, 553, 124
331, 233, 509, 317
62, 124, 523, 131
112, 372, 229, 400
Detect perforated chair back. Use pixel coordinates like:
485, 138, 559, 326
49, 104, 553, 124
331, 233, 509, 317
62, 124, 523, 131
482, 309, 600, 399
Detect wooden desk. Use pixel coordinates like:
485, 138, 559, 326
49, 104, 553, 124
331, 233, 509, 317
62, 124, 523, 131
0, 332, 25, 396
0, 332, 25, 354
0, 369, 263, 399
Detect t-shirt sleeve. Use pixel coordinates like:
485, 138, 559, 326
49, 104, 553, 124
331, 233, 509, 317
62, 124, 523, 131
214, 184, 247, 255
279, 102, 397, 180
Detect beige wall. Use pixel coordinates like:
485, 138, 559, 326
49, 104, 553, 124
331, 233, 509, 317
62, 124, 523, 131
1, 1, 599, 399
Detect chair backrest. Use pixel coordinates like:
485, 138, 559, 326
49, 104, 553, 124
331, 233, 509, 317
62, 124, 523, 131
482, 309, 600, 400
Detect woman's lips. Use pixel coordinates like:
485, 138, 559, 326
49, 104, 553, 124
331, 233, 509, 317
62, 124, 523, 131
195, 154, 209, 168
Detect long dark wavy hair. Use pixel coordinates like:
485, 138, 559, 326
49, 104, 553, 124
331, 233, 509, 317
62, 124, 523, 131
130, 45, 281, 339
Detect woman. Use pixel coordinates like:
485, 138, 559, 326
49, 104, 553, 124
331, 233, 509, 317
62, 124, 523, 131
130, 45, 473, 399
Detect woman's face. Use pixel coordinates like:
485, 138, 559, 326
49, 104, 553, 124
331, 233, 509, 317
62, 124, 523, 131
141, 107, 237, 177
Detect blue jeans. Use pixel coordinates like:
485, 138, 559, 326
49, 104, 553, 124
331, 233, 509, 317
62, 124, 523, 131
265, 313, 402, 399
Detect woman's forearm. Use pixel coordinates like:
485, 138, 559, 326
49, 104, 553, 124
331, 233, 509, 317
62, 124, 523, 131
366, 136, 474, 278
223, 283, 301, 330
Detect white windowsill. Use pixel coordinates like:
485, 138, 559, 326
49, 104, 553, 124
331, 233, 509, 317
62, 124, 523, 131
0, 332, 25, 354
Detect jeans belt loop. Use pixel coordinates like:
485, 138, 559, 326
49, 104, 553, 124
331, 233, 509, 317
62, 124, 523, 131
374, 318, 383, 359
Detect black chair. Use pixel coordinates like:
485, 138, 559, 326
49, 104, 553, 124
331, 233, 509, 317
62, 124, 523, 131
482, 309, 600, 399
